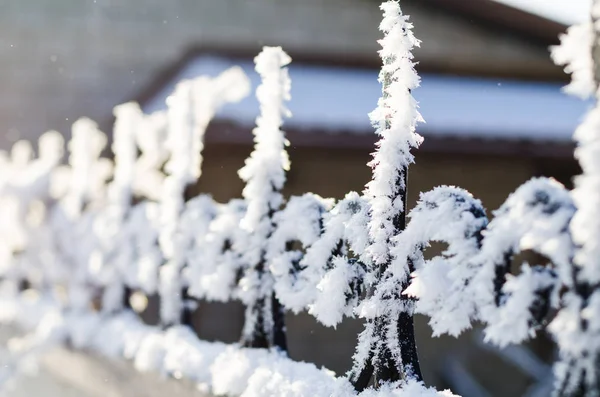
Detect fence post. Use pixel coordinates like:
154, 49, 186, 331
238, 47, 292, 351
350, 1, 424, 389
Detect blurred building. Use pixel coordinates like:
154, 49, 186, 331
0, 0, 575, 144
0, 0, 585, 395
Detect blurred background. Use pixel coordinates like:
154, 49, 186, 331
0, 0, 593, 396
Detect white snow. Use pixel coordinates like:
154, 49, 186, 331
304, 192, 370, 327
158, 67, 250, 325
338, 2, 425, 381
0, 291, 456, 397
267, 193, 334, 314
363, 0, 423, 268
571, 104, 600, 284
400, 186, 487, 337
552, 21, 596, 99
132, 110, 168, 201
236, 46, 292, 345
92, 103, 141, 313
403, 179, 574, 347
185, 198, 243, 302
550, 5, 600, 391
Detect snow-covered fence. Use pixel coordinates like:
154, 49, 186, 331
1, 1, 599, 396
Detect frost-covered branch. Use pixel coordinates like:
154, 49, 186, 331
237, 46, 292, 350
0, 132, 64, 293
400, 186, 488, 337
350, 1, 424, 389
132, 110, 168, 202
549, 2, 600, 394
55, 119, 112, 312
401, 181, 573, 394
114, 110, 169, 304
473, 178, 572, 347
408, 179, 571, 343
551, 19, 596, 99
93, 103, 142, 314
185, 199, 243, 302
61, 118, 112, 218
303, 192, 370, 327
266, 193, 337, 316
158, 67, 250, 326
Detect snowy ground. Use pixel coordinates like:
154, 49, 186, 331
0, 327, 208, 397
